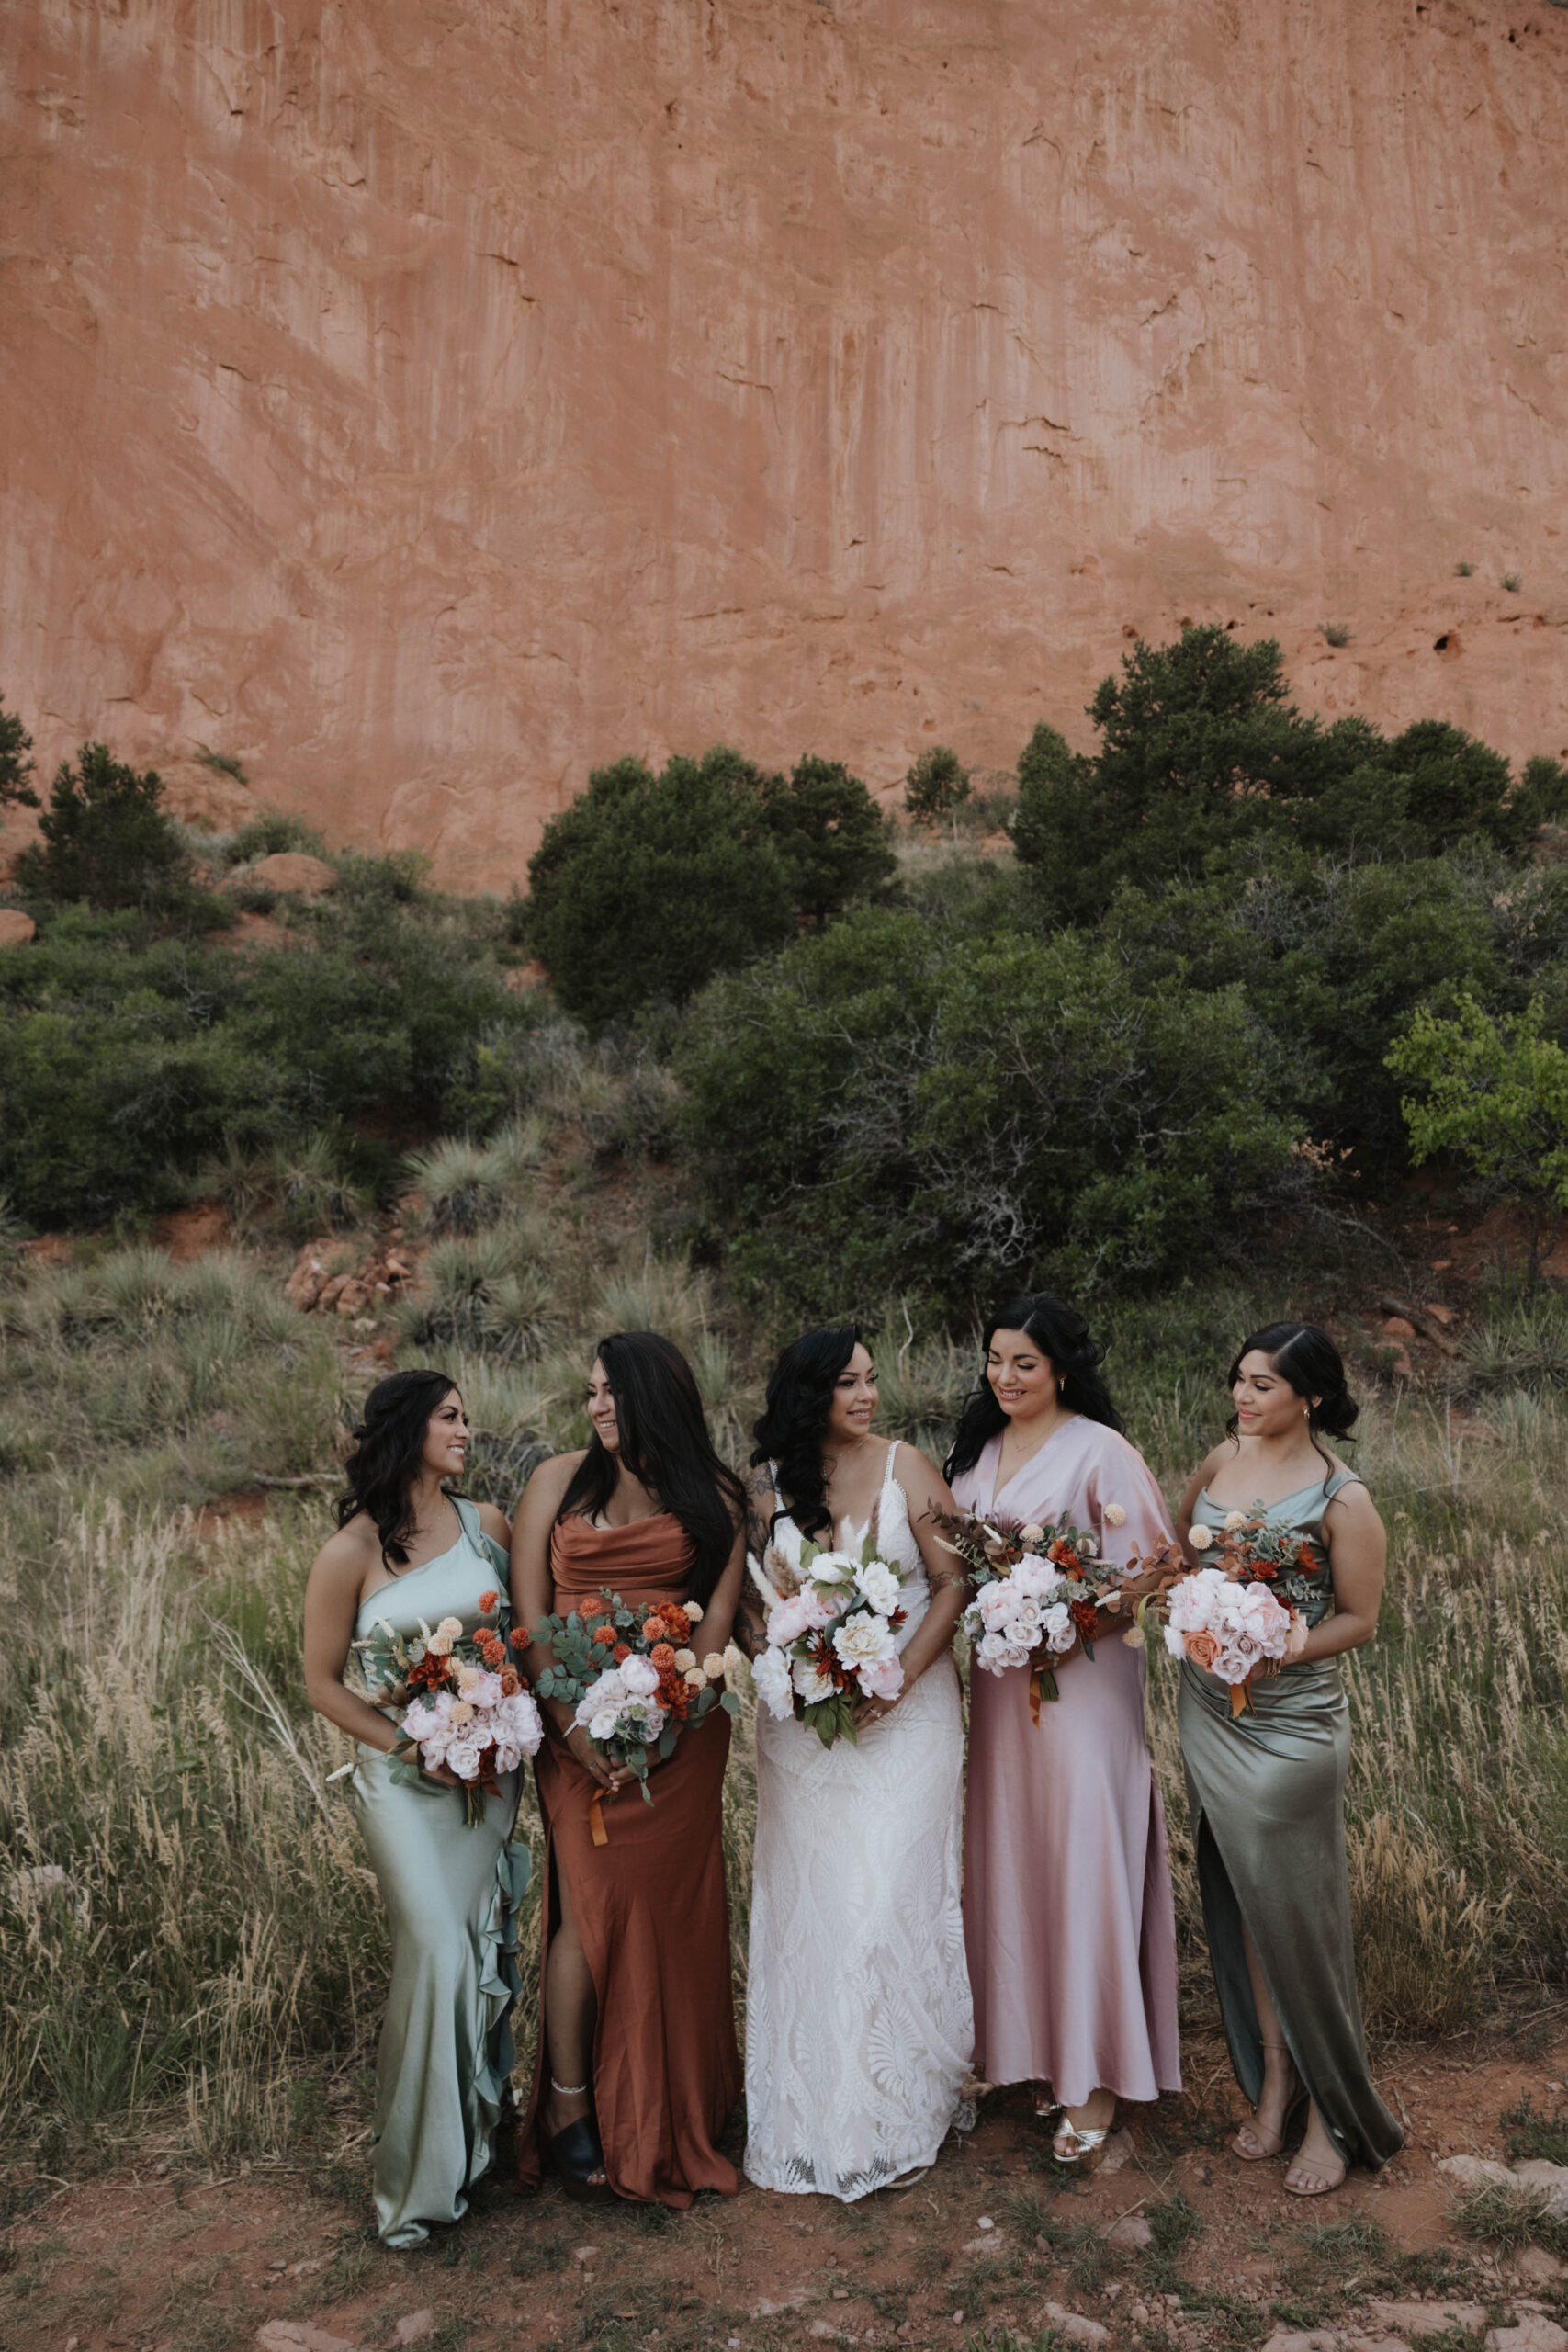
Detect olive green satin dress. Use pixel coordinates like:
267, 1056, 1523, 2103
351, 1496, 530, 2245
1179, 1471, 1403, 2172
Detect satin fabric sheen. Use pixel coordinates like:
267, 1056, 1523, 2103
953, 1419, 1182, 2106
1179, 1472, 1403, 2171
350, 1497, 527, 2247
518, 1510, 740, 2205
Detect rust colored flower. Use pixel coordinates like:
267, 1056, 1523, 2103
650, 1642, 677, 1669
1184, 1630, 1221, 1670
509, 1627, 528, 1651
1251, 1557, 1279, 1579
1069, 1597, 1099, 1640
593, 1623, 618, 1645
478, 1589, 499, 1613
613, 1642, 631, 1662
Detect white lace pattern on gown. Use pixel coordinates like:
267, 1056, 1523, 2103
744, 1443, 975, 2199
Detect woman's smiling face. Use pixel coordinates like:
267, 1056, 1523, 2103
825, 1342, 878, 1448
987, 1329, 1056, 1422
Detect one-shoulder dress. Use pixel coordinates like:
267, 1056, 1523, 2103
517, 1510, 740, 2205
953, 1418, 1181, 2108
1179, 1471, 1403, 2171
350, 1495, 529, 2246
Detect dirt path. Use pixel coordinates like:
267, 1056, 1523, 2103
7, 2026, 1568, 2352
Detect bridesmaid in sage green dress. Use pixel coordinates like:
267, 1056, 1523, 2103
304, 1370, 528, 2245
1175, 1323, 1402, 2198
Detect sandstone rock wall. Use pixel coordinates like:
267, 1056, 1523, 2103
3, 0, 1565, 888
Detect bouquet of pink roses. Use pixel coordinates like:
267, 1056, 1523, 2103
1160, 1508, 1313, 1713
931, 1507, 1182, 1714
355, 1590, 544, 1827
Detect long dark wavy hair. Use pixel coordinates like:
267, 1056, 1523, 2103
556, 1331, 744, 1607
337, 1367, 463, 1570
945, 1291, 1122, 1483
750, 1324, 863, 1544
1224, 1321, 1359, 1469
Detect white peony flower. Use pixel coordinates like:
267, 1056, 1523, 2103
810, 1551, 856, 1586
620, 1655, 660, 1698
588, 1707, 621, 1741
855, 1558, 903, 1616
445, 1736, 482, 1780
792, 1656, 836, 1704
832, 1610, 896, 1673
752, 1645, 795, 1720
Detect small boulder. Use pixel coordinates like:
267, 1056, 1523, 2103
1101, 2212, 1153, 2248
391, 2316, 436, 2348
1370, 2298, 1488, 2333
1487, 2321, 1568, 2352
1515, 2247, 1567, 2285
1382, 1316, 1417, 1340
0, 909, 36, 946
1039, 2308, 1109, 2347
1436, 2155, 1516, 2191
1512, 2160, 1568, 2215
1098, 2127, 1134, 2174
1423, 1300, 1456, 1326
245, 852, 338, 897
255, 2324, 359, 2352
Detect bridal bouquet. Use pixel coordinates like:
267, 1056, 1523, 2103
1162, 1508, 1313, 1713
355, 1591, 544, 1827
748, 1532, 908, 1747
531, 1589, 741, 1806
931, 1508, 1181, 1710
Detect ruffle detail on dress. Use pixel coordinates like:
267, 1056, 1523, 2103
471, 1836, 532, 2163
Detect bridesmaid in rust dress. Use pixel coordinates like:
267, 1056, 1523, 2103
511, 1330, 747, 2206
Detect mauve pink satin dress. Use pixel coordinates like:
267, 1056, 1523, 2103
953, 1417, 1181, 2106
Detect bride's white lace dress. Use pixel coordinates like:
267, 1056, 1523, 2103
744, 1441, 975, 2199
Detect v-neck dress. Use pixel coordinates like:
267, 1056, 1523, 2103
1179, 1472, 1403, 2171
350, 1495, 528, 2245
952, 1418, 1181, 2106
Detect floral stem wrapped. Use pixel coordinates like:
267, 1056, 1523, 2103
930, 1507, 1182, 1718
531, 1589, 740, 1804
354, 1589, 543, 1827
746, 1532, 908, 1748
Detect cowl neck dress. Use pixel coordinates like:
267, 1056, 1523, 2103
516, 1509, 740, 2206
350, 1494, 528, 2246
953, 1416, 1181, 2107
1179, 1470, 1403, 2171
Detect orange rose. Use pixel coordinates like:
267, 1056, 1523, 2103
1184, 1630, 1220, 1670
500, 1666, 522, 1696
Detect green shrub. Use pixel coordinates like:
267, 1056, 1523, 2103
1389, 993, 1568, 1276
904, 744, 971, 827
675, 904, 1300, 1316
16, 741, 222, 921
1011, 627, 1551, 911
397, 1223, 559, 1360
0, 694, 38, 809
525, 745, 895, 1027
214, 809, 329, 867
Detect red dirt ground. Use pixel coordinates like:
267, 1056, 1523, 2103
6, 2025, 1566, 2352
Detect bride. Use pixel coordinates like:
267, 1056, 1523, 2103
738, 1325, 975, 2199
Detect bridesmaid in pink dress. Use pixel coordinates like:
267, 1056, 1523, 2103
948, 1291, 1181, 2166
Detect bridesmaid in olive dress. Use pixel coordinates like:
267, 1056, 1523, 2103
1175, 1323, 1402, 2197
304, 1370, 528, 2245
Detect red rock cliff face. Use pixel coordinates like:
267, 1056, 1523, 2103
3, 0, 1566, 888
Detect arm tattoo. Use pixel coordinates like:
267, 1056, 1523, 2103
732, 1464, 776, 1660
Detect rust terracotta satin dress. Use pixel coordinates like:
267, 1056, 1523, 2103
518, 1510, 740, 2205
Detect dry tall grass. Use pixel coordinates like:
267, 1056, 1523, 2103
6, 1207, 1568, 2166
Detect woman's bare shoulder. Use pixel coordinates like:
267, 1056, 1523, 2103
310, 1511, 378, 1588
523, 1451, 582, 1506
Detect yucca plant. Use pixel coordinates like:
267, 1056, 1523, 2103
398, 1227, 558, 1361
402, 1119, 542, 1237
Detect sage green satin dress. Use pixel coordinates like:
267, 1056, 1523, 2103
351, 1495, 531, 2245
1179, 1470, 1403, 2172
